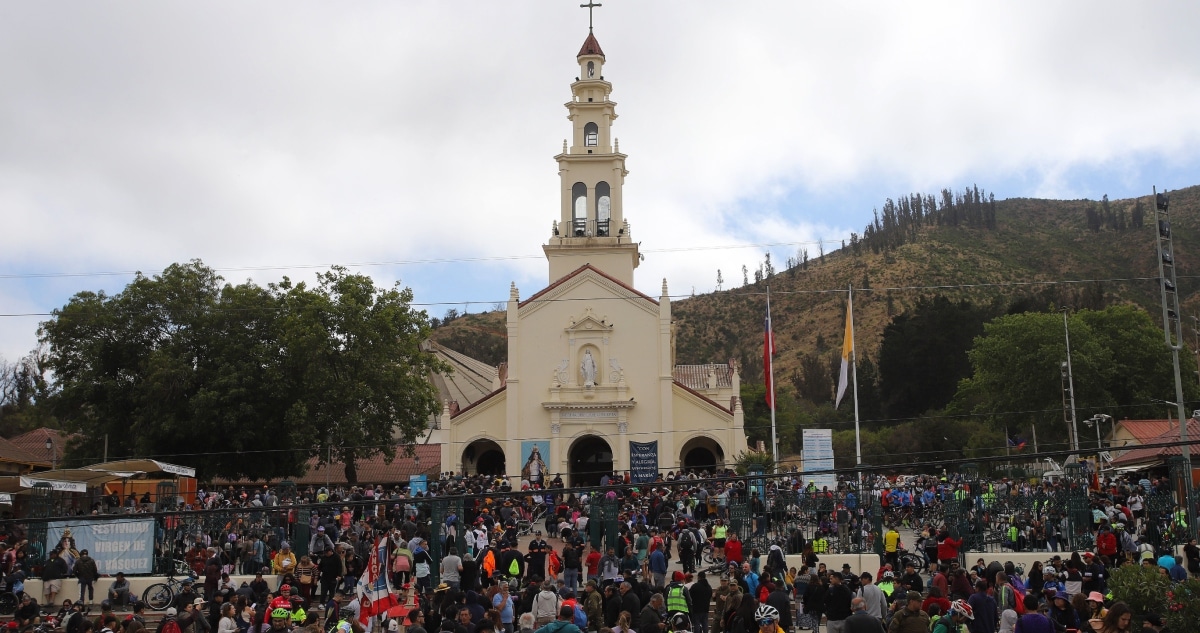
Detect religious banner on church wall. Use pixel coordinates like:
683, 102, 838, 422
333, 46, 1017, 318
521, 440, 549, 485
629, 440, 658, 483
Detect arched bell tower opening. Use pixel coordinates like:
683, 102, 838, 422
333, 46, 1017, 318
572, 182, 588, 236
568, 435, 613, 487
544, 28, 640, 285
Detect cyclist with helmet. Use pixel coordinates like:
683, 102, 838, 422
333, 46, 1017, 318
754, 605, 784, 633
266, 608, 293, 633
669, 613, 693, 633
932, 601, 973, 633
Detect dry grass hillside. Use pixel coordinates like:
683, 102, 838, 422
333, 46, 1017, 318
432, 185, 1200, 384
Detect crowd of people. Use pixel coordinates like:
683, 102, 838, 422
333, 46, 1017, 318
0, 466, 1196, 633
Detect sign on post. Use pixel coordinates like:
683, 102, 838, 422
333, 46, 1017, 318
801, 429, 837, 491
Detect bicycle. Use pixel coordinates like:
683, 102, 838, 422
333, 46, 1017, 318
517, 505, 548, 536
142, 568, 198, 610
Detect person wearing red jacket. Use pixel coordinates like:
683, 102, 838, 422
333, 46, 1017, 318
936, 531, 963, 568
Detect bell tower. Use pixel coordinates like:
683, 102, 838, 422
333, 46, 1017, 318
543, 27, 640, 285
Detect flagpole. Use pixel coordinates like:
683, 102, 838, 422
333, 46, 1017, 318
767, 286, 778, 470
849, 285, 861, 466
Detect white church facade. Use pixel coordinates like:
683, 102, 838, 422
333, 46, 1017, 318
425, 30, 748, 485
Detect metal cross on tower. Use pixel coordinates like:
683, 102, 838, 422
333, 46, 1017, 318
580, 1, 602, 31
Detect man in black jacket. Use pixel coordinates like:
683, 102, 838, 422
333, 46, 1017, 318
689, 572, 713, 633
638, 594, 665, 633
825, 572, 853, 633
619, 582, 641, 620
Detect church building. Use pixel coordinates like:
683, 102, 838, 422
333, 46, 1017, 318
426, 28, 747, 485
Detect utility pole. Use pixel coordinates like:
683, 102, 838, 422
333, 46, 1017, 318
1061, 308, 1080, 454
1151, 188, 1190, 465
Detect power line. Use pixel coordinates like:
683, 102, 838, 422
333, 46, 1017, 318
0, 274, 1183, 319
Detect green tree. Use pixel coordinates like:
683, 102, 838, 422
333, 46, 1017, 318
272, 266, 445, 483
953, 305, 1198, 447
39, 261, 445, 481
878, 296, 992, 419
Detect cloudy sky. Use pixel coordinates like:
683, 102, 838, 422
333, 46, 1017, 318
3, 1, 1200, 363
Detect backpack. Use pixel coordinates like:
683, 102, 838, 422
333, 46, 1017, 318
160, 618, 183, 633
678, 531, 695, 549
508, 557, 520, 576
573, 604, 588, 628
393, 553, 411, 573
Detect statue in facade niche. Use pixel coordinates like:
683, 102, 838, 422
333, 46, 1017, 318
581, 349, 597, 387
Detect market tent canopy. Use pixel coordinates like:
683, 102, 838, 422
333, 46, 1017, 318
0, 459, 194, 495
89, 459, 195, 478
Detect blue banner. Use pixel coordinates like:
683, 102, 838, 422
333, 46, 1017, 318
47, 518, 155, 575
629, 441, 658, 483
408, 475, 427, 494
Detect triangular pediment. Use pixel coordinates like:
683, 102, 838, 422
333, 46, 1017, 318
520, 265, 658, 319
565, 309, 612, 334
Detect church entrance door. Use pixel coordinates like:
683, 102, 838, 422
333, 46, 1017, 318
568, 435, 613, 487
463, 439, 506, 476
680, 436, 724, 474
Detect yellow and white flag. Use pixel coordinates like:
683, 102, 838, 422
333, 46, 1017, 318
835, 296, 854, 408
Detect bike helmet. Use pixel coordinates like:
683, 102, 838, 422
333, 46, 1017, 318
949, 600, 974, 621
271, 608, 291, 620
882, 571, 894, 579
670, 613, 692, 631
754, 604, 780, 623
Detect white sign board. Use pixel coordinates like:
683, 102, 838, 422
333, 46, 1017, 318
20, 477, 88, 493
155, 461, 196, 477
801, 429, 837, 491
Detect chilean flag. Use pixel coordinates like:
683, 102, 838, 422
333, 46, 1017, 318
358, 536, 398, 622
764, 315, 776, 410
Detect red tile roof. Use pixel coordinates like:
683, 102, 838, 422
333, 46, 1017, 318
1110, 419, 1200, 467
1113, 419, 1175, 445
520, 264, 657, 309
0, 435, 44, 467
8, 427, 69, 466
673, 365, 733, 391
577, 32, 605, 58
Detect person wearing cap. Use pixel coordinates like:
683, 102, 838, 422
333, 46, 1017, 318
73, 548, 100, 607
1047, 592, 1078, 632
532, 581, 563, 627
886, 592, 928, 633
310, 525, 335, 556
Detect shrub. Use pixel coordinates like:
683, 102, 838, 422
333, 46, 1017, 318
1163, 578, 1200, 633
1107, 564, 1170, 623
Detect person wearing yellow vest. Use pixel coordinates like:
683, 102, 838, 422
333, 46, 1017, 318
665, 572, 692, 617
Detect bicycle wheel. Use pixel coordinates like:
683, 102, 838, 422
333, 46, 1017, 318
899, 552, 924, 571
142, 583, 174, 610
0, 592, 17, 615
701, 546, 715, 565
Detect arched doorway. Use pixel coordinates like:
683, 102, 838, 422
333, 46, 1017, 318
680, 436, 724, 474
462, 439, 506, 476
568, 435, 613, 487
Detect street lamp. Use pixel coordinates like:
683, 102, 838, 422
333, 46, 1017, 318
1085, 414, 1113, 450
45, 436, 56, 470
